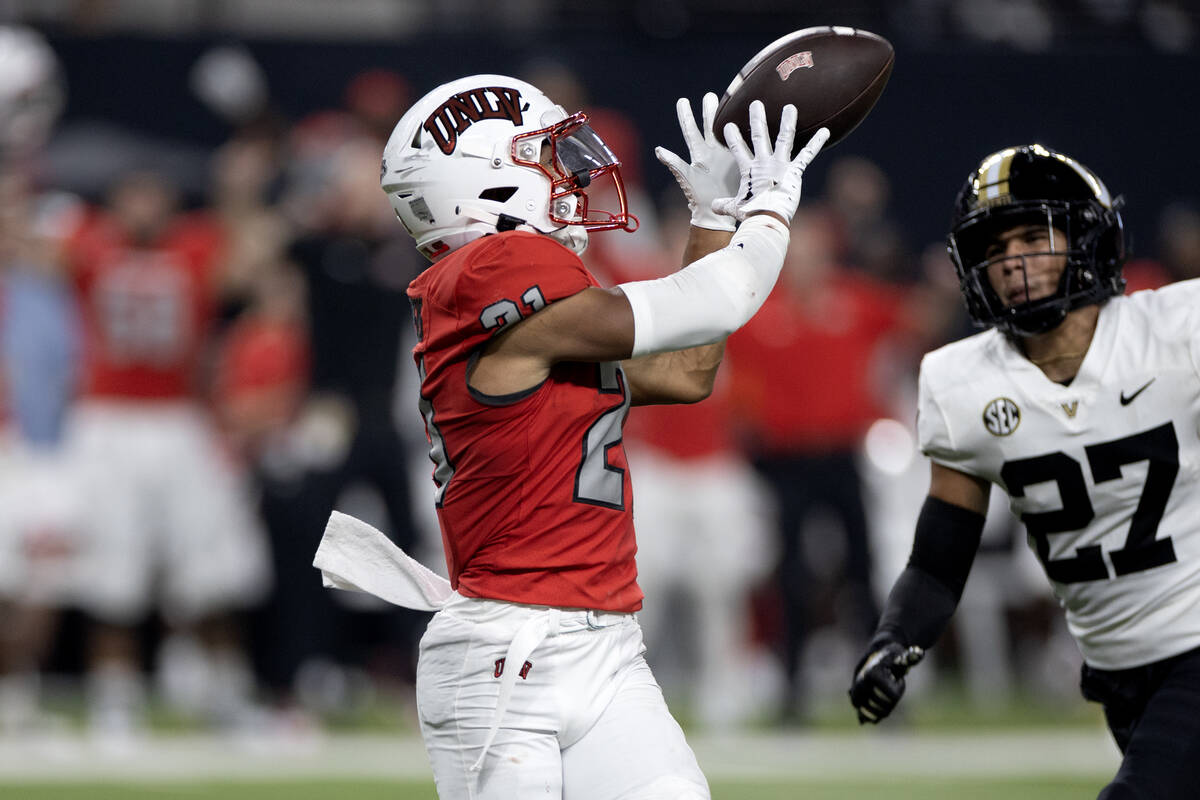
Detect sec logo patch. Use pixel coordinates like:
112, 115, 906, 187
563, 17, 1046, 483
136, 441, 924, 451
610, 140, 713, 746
983, 397, 1020, 436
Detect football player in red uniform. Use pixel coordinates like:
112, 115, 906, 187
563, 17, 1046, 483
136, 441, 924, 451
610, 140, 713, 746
376, 75, 828, 798
63, 170, 270, 740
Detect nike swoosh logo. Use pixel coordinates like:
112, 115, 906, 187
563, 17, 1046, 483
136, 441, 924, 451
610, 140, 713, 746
1120, 378, 1156, 406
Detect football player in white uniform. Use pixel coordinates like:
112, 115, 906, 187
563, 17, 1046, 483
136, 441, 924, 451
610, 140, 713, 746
849, 144, 1200, 799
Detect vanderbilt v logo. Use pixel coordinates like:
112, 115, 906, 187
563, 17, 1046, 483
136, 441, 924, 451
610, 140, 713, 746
1060, 401, 1079, 418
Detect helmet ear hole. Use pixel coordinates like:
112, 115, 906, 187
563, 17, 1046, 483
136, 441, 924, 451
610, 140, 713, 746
479, 186, 518, 203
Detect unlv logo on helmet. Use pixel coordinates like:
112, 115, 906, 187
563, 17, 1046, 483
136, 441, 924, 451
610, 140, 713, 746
382, 73, 634, 261
423, 86, 526, 155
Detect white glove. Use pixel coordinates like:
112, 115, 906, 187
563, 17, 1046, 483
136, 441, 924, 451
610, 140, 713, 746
654, 92, 740, 232
712, 100, 829, 226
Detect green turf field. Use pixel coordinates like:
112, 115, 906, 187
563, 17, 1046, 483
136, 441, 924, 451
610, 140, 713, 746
0, 686, 1116, 798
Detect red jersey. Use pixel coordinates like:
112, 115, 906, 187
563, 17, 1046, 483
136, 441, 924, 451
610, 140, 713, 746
625, 377, 734, 460
215, 315, 309, 401
212, 313, 310, 452
66, 210, 223, 400
408, 231, 640, 612
728, 270, 904, 453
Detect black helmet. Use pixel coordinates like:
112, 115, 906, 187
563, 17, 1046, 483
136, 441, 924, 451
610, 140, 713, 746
947, 144, 1126, 337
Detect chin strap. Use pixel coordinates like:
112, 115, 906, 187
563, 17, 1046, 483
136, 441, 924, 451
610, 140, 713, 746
495, 213, 523, 232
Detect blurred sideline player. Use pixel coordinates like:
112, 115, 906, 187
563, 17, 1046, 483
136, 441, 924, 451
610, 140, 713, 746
271, 136, 428, 708
624, 366, 775, 730
729, 207, 913, 720
598, 204, 775, 731
61, 169, 270, 739
0, 172, 83, 734
0, 24, 82, 735
374, 74, 828, 797
849, 144, 1200, 799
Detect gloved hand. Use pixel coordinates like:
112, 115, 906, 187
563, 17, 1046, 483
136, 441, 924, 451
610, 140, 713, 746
654, 92, 740, 232
848, 639, 925, 724
712, 100, 828, 226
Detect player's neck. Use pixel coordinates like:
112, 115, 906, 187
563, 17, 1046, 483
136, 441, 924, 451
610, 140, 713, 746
1019, 304, 1101, 385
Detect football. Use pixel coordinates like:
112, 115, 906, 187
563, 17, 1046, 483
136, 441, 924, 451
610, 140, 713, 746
714, 26, 894, 154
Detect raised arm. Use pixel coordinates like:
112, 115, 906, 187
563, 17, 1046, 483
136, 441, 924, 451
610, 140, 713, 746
620, 225, 733, 406
619, 94, 737, 404
469, 99, 829, 402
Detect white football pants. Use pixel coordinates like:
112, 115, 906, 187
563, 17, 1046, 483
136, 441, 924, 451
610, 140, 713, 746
416, 592, 710, 799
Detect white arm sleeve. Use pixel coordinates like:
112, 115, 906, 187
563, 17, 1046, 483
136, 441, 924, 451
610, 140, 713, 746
617, 214, 789, 358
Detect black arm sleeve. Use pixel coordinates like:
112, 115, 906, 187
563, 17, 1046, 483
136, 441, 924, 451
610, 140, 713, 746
871, 495, 986, 651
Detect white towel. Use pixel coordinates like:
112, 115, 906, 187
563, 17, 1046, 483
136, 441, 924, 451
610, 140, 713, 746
470, 607, 560, 772
313, 510, 453, 611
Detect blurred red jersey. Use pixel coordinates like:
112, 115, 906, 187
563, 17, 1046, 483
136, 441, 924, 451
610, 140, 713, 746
408, 231, 640, 612
728, 270, 904, 453
66, 210, 223, 400
624, 380, 733, 460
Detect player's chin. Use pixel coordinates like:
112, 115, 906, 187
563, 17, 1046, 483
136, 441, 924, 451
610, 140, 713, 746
1003, 286, 1054, 306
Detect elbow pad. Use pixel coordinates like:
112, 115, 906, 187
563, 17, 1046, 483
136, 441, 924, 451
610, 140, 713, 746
618, 214, 789, 357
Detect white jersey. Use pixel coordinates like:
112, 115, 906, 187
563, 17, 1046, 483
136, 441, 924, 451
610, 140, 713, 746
918, 279, 1200, 670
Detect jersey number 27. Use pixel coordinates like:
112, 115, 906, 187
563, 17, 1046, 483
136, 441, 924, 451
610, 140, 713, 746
1000, 422, 1179, 584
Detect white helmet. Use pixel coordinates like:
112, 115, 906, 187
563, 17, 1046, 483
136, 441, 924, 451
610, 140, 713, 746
380, 74, 636, 262
0, 26, 64, 161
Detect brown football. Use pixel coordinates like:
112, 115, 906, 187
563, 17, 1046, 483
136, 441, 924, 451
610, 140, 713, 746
714, 26, 894, 154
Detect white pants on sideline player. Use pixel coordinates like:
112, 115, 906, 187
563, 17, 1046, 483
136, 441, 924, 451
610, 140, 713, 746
0, 434, 84, 605
64, 400, 270, 625
627, 446, 776, 729
417, 593, 710, 800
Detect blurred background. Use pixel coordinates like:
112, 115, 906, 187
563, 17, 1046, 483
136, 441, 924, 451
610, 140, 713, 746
0, 0, 1197, 794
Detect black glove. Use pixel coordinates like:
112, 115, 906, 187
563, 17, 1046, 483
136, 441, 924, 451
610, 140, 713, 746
848, 640, 925, 724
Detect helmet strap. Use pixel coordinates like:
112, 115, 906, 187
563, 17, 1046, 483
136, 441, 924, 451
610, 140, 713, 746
495, 213, 524, 232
